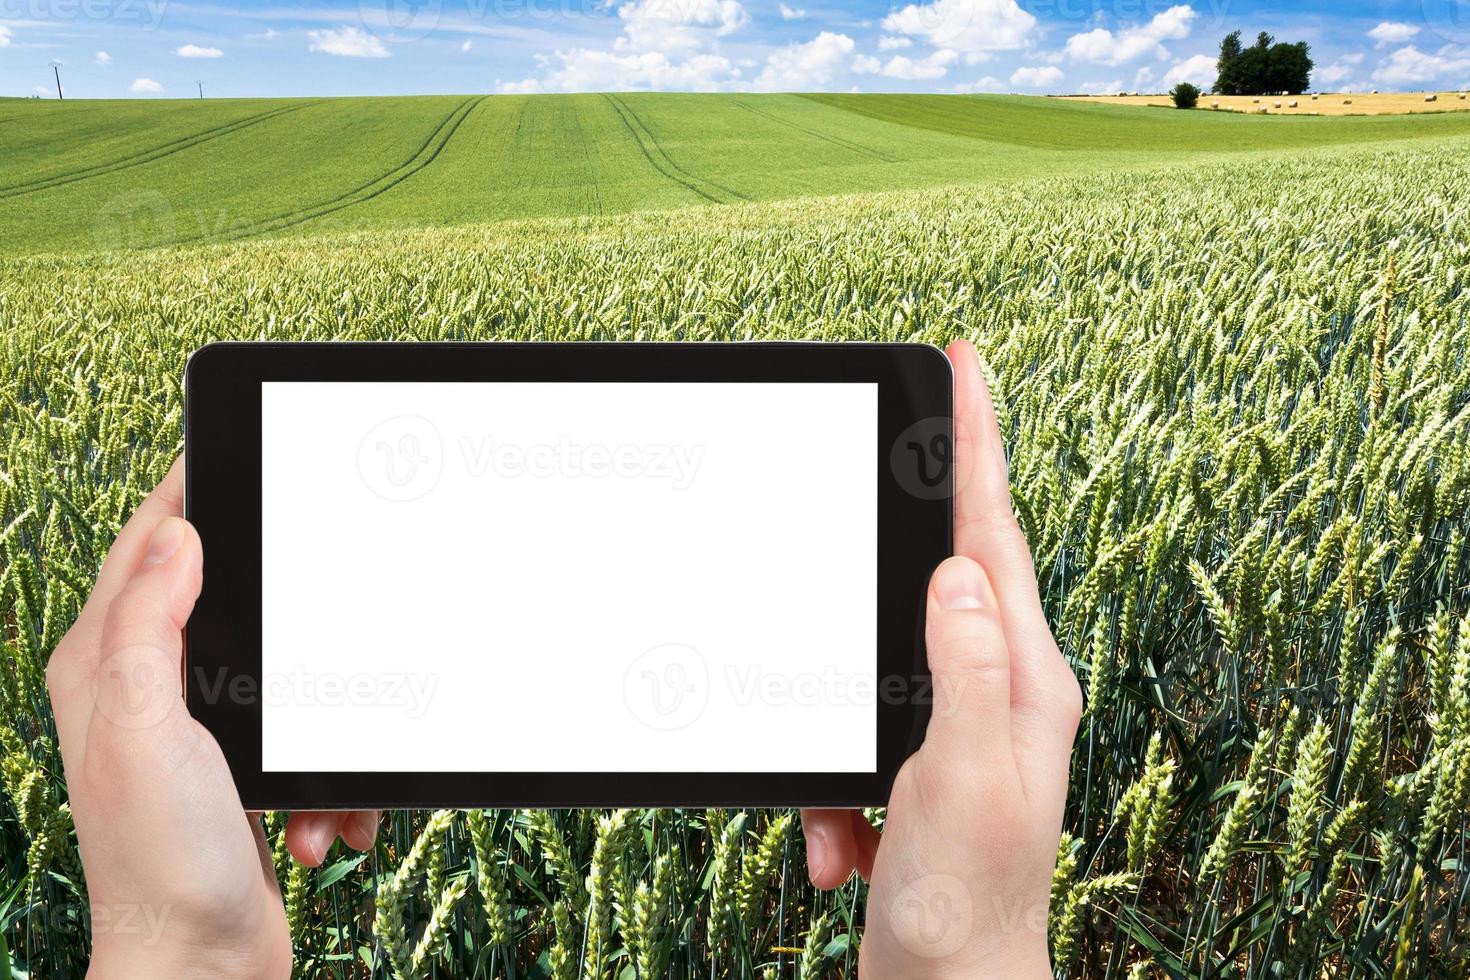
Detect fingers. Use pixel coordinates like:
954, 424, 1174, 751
947, 341, 1049, 651
800, 808, 883, 887
946, 340, 1082, 802
286, 811, 380, 867
98, 517, 201, 667
47, 462, 191, 764
67, 518, 203, 768
285, 813, 340, 867
340, 810, 382, 851
801, 809, 860, 889
67, 457, 187, 659
849, 810, 880, 882
923, 556, 1011, 753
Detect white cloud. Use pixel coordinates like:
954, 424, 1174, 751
0, 24, 12, 47
131, 77, 163, 93
951, 74, 1005, 92
882, 0, 1035, 55
504, 49, 739, 92
1372, 45, 1470, 85
779, 3, 805, 19
878, 34, 912, 50
881, 48, 959, 79
247, 28, 280, 41
94, 50, 111, 65
497, 0, 752, 92
496, 77, 543, 94
1133, 64, 1156, 90
1010, 64, 1063, 89
1065, 4, 1195, 65
755, 31, 854, 89
461, 38, 473, 52
852, 54, 881, 73
1368, 22, 1419, 46
177, 44, 223, 58
1316, 54, 1362, 87
617, 0, 748, 55
308, 25, 389, 58
1077, 78, 1123, 94
1161, 53, 1214, 88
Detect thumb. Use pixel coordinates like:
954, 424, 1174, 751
922, 555, 1011, 753
90, 517, 203, 738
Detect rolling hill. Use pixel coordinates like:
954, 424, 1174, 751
4, 92, 1470, 255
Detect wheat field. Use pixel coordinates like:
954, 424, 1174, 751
1064, 91, 1470, 115
2, 134, 1469, 976
10, 94, 1470, 256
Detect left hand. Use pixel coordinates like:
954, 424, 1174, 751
45, 457, 380, 978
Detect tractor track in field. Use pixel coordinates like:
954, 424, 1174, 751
572, 99, 604, 215
0, 103, 315, 200
602, 94, 747, 205
169, 96, 484, 247
732, 99, 896, 163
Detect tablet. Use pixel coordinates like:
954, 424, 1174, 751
184, 342, 952, 808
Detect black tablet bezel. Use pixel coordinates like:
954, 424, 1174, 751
184, 342, 951, 809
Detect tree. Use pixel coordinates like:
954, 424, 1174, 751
1267, 41, 1313, 94
1216, 31, 1243, 94
1232, 33, 1271, 94
1213, 30, 1313, 95
1171, 82, 1200, 109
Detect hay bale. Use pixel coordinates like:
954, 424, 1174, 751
1426, 93, 1438, 102
1288, 99, 1298, 107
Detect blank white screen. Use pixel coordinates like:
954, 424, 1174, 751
261, 382, 877, 772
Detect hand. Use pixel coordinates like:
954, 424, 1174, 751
801, 341, 1083, 978
45, 458, 380, 978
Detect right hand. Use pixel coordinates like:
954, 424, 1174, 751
801, 341, 1083, 977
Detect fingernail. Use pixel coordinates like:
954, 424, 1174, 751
309, 820, 337, 863
936, 557, 985, 610
143, 517, 185, 567
806, 823, 829, 880
353, 811, 379, 842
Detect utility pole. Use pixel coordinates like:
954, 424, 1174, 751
197, 81, 204, 99
50, 61, 63, 99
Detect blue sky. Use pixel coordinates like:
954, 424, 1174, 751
2, 0, 1468, 99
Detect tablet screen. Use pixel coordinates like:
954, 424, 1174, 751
260, 382, 877, 774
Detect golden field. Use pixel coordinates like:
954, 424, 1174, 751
1063, 90, 1470, 115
